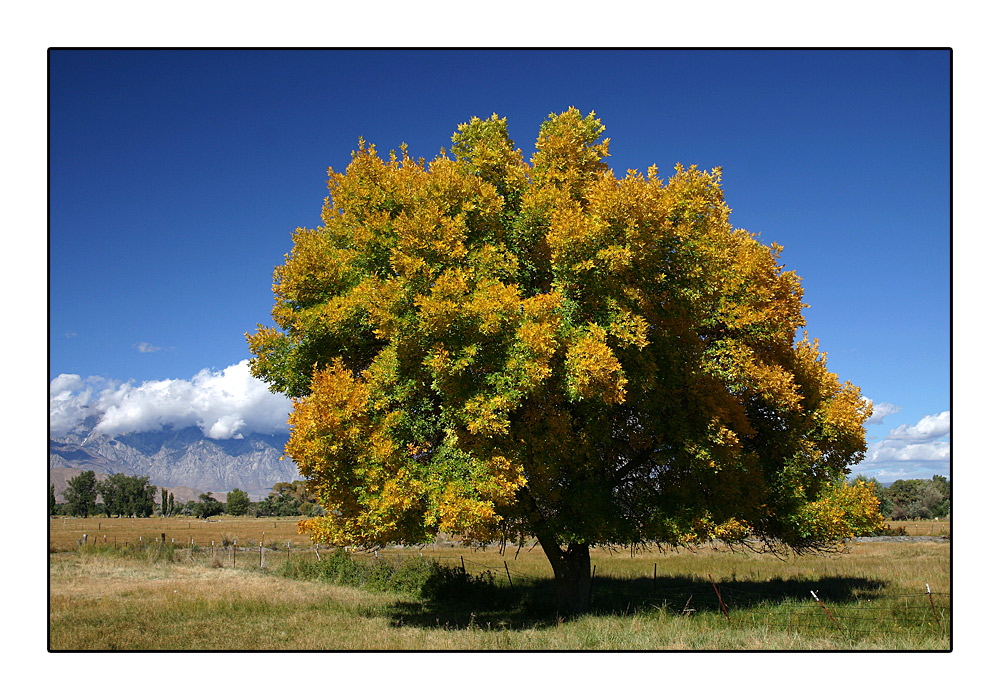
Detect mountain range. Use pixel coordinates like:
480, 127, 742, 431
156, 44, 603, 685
49, 417, 300, 501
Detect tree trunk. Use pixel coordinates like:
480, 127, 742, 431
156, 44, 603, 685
537, 534, 592, 616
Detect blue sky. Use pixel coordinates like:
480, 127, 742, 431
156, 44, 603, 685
48, 49, 950, 482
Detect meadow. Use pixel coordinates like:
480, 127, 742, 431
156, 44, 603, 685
48, 516, 951, 651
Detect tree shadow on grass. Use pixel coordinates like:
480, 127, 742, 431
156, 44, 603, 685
380, 573, 890, 631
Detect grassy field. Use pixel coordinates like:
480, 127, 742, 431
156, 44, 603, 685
48, 515, 314, 552
879, 519, 951, 536
49, 517, 951, 651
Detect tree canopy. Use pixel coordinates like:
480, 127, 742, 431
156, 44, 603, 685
192, 492, 224, 519
225, 488, 251, 516
63, 470, 99, 518
98, 473, 157, 518
247, 108, 881, 613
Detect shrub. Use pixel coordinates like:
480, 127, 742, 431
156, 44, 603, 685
276, 549, 500, 601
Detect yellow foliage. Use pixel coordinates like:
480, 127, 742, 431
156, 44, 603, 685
249, 108, 874, 555
800, 480, 884, 541
565, 325, 627, 404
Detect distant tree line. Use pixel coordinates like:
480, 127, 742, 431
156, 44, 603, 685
51, 472, 324, 520
54, 470, 949, 523
53, 470, 948, 524
851, 475, 950, 520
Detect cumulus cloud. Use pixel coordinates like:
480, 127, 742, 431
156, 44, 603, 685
49, 361, 292, 440
855, 409, 951, 481
49, 373, 105, 436
866, 401, 902, 425
885, 411, 950, 442
866, 440, 951, 463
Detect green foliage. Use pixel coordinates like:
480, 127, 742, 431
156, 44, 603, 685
225, 488, 251, 516
256, 491, 301, 517
884, 477, 950, 520
63, 470, 99, 517
49, 484, 57, 516
277, 549, 496, 602
279, 549, 428, 597
255, 480, 318, 517
193, 492, 225, 519
98, 473, 157, 518
849, 474, 950, 523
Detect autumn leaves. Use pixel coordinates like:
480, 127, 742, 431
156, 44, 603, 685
248, 108, 880, 553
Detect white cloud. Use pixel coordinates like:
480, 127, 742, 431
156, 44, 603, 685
854, 409, 951, 481
49, 373, 115, 436
866, 400, 902, 425
49, 361, 292, 440
867, 440, 951, 463
885, 411, 950, 442
134, 341, 163, 353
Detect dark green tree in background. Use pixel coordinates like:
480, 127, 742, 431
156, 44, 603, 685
193, 492, 225, 519
885, 477, 950, 520
255, 481, 320, 517
98, 474, 157, 517
226, 488, 251, 516
851, 474, 950, 521
63, 470, 99, 517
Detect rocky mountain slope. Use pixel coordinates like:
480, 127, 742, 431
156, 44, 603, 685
49, 423, 300, 501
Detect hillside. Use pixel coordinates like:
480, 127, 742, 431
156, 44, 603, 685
49, 425, 300, 501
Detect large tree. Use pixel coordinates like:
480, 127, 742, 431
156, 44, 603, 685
98, 473, 157, 518
193, 492, 225, 519
225, 488, 251, 516
63, 470, 99, 518
248, 108, 881, 614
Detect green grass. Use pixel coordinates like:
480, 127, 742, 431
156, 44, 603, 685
49, 539, 950, 650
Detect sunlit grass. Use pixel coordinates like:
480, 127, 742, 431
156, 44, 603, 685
48, 515, 312, 553
49, 536, 950, 651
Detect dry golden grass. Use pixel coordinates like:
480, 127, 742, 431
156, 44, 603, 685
883, 519, 951, 536
49, 536, 950, 650
49, 516, 313, 552
49, 552, 399, 650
